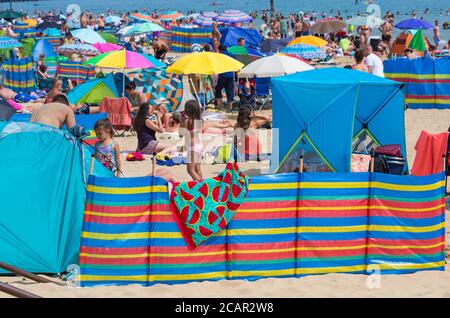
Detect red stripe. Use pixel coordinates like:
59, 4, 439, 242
85, 203, 170, 213
368, 245, 444, 255
387, 77, 450, 84
80, 256, 149, 265
406, 94, 450, 100
368, 236, 444, 246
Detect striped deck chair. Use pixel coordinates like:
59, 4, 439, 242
1, 56, 37, 93
58, 61, 96, 85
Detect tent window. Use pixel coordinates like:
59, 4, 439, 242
278, 136, 333, 173
352, 129, 380, 154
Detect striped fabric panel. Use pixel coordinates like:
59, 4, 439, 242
1, 57, 36, 93
58, 62, 96, 82
79, 172, 446, 286
171, 27, 212, 53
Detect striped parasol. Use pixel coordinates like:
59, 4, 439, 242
194, 15, 215, 27
0, 37, 22, 50
57, 43, 99, 56
159, 11, 185, 22
281, 44, 326, 60
215, 10, 252, 24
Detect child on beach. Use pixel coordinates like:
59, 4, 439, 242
183, 100, 203, 181
94, 118, 122, 177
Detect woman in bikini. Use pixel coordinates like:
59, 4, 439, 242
183, 100, 204, 180
211, 22, 222, 53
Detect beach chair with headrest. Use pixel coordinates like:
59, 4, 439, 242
99, 97, 135, 137
254, 77, 272, 111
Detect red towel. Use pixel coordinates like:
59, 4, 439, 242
99, 97, 133, 127
411, 131, 449, 176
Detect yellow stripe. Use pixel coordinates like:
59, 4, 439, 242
85, 211, 171, 217
86, 184, 167, 194
369, 242, 444, 250
249, 181, 444, 191
369, 222, 444, 233
406, 98, 450, 105
385, 73, 450, 79
81, 261, 445, 282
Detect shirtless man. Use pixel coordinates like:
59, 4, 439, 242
0, 84, 17, 101
433, 20, 441, 46
381, 19, 393, 45
30, 94, 76, 129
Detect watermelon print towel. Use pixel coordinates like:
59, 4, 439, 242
170, 162, 250, 250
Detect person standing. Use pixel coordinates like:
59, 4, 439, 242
433, 20, 441, 47
215, 45, 236, 112
364, 46, 384, 77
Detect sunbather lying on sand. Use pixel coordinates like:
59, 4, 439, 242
0, 84, 17, 101
30, 94, 76, 130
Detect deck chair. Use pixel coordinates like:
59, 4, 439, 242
254, 77, 272, 111
237, 82, 256, 109
99, 97, 135, 137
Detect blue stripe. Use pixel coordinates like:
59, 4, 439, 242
369, 215, 445, 227
369, 229, 444, 240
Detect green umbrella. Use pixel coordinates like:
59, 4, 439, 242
0, 10, 26, 21
408, 28, 427, 52
21, 37, 36, 58
227, 45, 248, 55
99, 32, 118, 44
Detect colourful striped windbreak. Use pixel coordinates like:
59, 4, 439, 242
79, 172, 446, 286
58, 61, 96, 83
171, 27, 213, 53
384, 57, 450, 109
1, 56, 36, 93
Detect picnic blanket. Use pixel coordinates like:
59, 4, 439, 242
170, 162, 250, 250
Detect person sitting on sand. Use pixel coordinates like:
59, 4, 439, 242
30, 94, 76, 130
124, 82, 146, 111
352, 49, 368, 73
133, 102, 174, 155
152, 37, 169, 60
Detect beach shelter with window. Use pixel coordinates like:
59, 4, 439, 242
32, 39, 56, 62
271, 68, 407, 173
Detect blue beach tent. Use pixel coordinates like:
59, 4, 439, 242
67, 73, 119, 105
271, 68, 407, 173
220, 27, 262, 50
32, 39, 56, 62
0, 121, 113, 274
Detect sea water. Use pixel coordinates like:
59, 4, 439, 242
2, 0, 449, 38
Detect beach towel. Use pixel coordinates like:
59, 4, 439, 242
99, 97, 133, 127
411, 130, 449, 176
351, 153, 372, 172
170, 162, 250, 250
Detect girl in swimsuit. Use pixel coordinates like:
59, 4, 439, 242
211, 22, 222, 53
94, 119, 122, 176
184, 100, 204, 180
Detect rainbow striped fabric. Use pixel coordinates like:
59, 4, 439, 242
79, 172, 446, 286
384, 57, 450, 109
171, 27, 213, 53
58, 61, 96, 83
1, 56, 36, 93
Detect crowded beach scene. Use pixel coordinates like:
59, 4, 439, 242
0, 0, 449, 301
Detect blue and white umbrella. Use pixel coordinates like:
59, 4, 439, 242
281, 44, 326, 60
57, 43, 99, 56
215, 10, 252, 24
0, 37, 22, 50
105, 15, 121, 25
72, 28, 106, 44
194, 15, 215, 27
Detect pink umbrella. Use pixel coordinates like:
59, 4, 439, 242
92, 43, 123, 53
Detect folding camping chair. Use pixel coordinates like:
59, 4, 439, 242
99, 97, 135, 137
254, 77, 272, 111
237, 79, 256, 109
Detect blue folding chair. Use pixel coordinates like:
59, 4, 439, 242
254, 77, 272, 111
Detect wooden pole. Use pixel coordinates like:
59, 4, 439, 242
370, 154, 375, 173
0, 282, 41, 298
269, 0, 275, 18
151, 152, 156, 177
0, 262, 65, 286
89, 154, 95, 176
298, 154, 304, 173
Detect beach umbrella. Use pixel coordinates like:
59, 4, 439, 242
227, 46, 264, 66
44, 28, 62, 37
141, 54, 166, 68
0, 10, 26, 21
32, 39, 56, 61
227, 45, 248, 55
22, 18, 38, 27
216, 10, 252, 24
36, 20, 59, 30
72, 28, 106, 44
57, 43, 99, 56
167, 52, 244, 75
0, 37, 22, 50
187, 13, 200, 19
345, 15, 384, 27
117, 25, 134, 36
84, 49, 156, 96
203, 12, 219, 18
99, 32, 117, 44
159, 11, 185, 22
288, 35, 327, 47
408, 28, 427, 52
105, 15, 121, 25
239, 54, 313, 78
92, 43, 123, 53
281, 44, 326, 60
310, 18, 347, 34
395, 18, 433, 30
121, 22, 164, 36
193, 15, 215, 27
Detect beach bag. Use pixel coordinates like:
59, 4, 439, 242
374, 144, 402, 158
